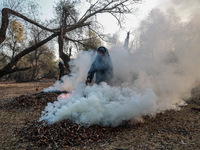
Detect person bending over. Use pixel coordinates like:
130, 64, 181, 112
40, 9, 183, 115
85, 46, 113, 85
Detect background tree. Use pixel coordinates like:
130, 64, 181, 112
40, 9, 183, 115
26, 44, 51, 80
0, 52, 8, 68
0, 0, 57, 81
12, 45, 57, 82
5, 19, 25, 58
79, 30, 102, 51
39, 50, 57, 80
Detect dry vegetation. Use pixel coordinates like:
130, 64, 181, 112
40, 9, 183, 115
0, 81, 200, 150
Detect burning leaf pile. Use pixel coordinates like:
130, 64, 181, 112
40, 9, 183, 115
2, 86, 199, 149
5, 91, 129, 148
17, 119, 130, 148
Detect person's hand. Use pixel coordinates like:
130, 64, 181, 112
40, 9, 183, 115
85, 78, 91, 85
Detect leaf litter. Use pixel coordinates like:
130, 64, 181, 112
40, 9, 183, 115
1, 84, 200, 149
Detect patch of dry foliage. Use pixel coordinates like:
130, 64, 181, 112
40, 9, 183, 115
0, 82, 200, 149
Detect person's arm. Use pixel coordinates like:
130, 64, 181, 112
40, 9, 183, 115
86, 62, 97, 85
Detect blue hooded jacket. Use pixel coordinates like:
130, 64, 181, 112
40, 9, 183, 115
87, 46, 113, 84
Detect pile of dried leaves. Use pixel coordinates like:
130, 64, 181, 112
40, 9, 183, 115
17, 119, 130, 149
2, 92, 60, 110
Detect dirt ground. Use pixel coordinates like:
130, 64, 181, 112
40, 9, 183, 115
0, 80, 200, 150
0, 80, 55, 149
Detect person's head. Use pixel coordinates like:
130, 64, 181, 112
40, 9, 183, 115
97, 46, 108, 57
58, 61, 63, 67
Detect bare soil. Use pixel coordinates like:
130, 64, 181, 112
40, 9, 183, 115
0, 80, 200, 150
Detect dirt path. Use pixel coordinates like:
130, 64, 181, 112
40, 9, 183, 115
0, 81, 200, 149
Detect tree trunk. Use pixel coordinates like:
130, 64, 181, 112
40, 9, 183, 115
0, 8, 9, 44
58, 27, 71, 75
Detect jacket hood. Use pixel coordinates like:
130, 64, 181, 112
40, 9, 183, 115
97, 46, 109, 56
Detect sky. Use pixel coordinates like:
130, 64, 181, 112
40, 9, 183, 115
36, 0, 160, 41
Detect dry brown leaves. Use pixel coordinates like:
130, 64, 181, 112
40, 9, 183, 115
17, 119, 129, 149
1, 88, 200, 149
4, 92, 129, 149
1, 92, 59, 110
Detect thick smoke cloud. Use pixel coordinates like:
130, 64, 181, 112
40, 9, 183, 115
40, 2, 200, 126
160, 0, 200, 21
168, 0, 200, 10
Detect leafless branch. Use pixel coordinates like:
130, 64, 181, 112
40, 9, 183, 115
64, 35, 85, 46
0, 55, 7, 62
0, 8, 59, 44
86, 1, 131, 19
89, 27, 108, 42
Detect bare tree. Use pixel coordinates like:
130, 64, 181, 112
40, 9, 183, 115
0, 0, 140, 78
124, 31, 130, 49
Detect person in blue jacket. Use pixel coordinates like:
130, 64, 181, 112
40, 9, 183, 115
85, 46, 113, 85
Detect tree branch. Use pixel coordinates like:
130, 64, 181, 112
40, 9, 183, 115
0, 8, 59, 44
0, 54, 7, 62
6, 66, 31, 75
79, 0, 132, 23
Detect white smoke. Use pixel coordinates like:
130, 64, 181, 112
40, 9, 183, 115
41, 83, 158, 126
40, 2, 200, 126
43, 50, 95, 92
158, 0, 200, 22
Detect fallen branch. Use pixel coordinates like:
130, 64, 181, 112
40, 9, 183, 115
0, 8, 59, 44
5, 66, 31, 74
